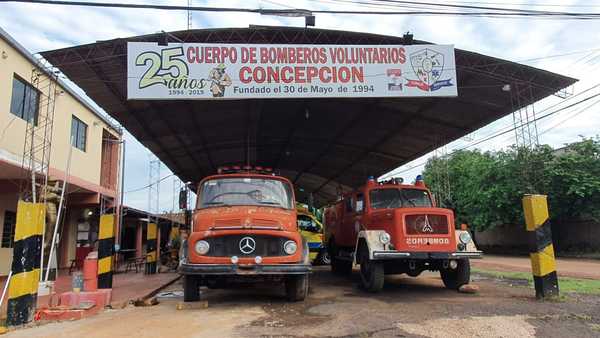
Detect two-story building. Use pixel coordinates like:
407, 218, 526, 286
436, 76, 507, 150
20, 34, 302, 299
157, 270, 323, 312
0, 26, 123, 274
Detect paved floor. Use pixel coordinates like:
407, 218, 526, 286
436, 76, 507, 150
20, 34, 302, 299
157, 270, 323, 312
109, 271, 180, 306
7, 266, 600, 338
0, 270, 179, 316
472, 254, 600, 280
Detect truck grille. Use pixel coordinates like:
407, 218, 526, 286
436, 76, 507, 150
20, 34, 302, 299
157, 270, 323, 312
405, 214, 449, 235
203, 235, 287, 257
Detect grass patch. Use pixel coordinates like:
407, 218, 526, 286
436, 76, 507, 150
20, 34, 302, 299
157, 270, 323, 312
472, 268, 600, 295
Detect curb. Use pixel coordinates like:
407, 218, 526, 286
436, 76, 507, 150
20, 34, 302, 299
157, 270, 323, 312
138, 275, 182, 301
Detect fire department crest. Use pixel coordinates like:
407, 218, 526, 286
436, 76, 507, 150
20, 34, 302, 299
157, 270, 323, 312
407, 48, 453, 92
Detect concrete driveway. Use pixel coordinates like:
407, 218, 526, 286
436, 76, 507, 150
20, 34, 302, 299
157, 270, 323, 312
8, 266, 600, 338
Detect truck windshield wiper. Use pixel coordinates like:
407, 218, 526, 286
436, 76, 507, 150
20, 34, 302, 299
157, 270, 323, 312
204, 201, 230, 207
258, 201, 282, 206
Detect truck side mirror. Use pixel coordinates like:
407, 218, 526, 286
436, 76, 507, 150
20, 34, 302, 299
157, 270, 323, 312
356, 200, 364, 213
179, 189, 188, 210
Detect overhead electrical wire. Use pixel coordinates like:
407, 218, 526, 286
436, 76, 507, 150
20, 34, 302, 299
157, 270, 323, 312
3, 1, 596, 184
346, 0, 572, 15
380, 84, 600, 178
3, 0, 600, 19
124, 173, 173, 194
316, 0, 600, 15
403, 1, 600, 9
537, 97, 600, 137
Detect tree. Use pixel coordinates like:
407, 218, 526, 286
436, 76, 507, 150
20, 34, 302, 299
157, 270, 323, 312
422, 138, 600, 231
546, 138, 600, 221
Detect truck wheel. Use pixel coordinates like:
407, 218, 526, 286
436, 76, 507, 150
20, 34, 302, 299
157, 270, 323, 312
329, 240, 352, 275
316, 249, 331, 265
183, 275, 200, 302
440, 259, 470, 290
285, 274, 309, 301
359, 249, 384, 292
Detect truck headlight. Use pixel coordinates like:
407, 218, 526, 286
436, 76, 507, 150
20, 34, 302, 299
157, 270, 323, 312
194, 240, 210, 255
459, 232, 472, 244
379, 232, 391, 245
284, 240, 297, 255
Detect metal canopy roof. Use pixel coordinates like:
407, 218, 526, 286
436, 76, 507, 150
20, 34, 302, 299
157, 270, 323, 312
41, 26, 576, 206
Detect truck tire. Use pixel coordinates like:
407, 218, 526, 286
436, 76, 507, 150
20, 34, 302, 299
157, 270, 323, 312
285, 274, 309, 301
316, 249, 331, 265
359, 248, 384, 292
440, 259, 470, 290
329, 239, 352, 275
183, 275, 200, 302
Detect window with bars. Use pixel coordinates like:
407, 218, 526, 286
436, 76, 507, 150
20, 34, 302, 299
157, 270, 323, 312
9, 75, 39, 124
71, 115, 87, 151
1, 211, 16, 248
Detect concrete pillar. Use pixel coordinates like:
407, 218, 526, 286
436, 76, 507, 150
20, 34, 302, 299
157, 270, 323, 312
97, 214, 115, 289
7, 201, 45, 326
136, 222, 143, 258
523, 194, 559, 299
156, 224, 161, 270
145, 223, 157, 274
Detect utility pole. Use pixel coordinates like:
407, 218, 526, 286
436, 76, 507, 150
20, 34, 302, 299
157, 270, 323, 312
146, 155, 160, 274
148, 155, 161, 222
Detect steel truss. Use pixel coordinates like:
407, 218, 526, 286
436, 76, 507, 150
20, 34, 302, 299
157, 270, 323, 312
20, 65, 59, 203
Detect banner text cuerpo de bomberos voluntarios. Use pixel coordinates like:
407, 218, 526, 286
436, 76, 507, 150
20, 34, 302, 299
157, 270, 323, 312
127, 42, 457, 100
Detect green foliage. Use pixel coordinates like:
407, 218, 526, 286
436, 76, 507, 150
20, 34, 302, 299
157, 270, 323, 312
423, 138, 600, 231
547, 139, 600, 221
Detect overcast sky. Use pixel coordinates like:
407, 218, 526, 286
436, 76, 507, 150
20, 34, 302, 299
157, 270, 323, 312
1, 0, 599, 211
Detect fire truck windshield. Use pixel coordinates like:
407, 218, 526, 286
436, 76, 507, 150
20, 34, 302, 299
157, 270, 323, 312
198, 177, 294, 209
369, 188, 432, 209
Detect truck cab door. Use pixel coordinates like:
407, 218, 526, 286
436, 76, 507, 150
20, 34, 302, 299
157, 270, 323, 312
341, 194, 364, 247
355, 192, 365, 233
338, 196, 353, 247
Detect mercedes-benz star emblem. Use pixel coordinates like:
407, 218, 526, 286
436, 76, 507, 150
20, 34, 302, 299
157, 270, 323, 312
239, 237, 256, 254
422, 215, 434, 233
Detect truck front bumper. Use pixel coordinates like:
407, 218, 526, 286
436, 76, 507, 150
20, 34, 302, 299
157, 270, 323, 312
372, 251, 483, 260
179, 262, 311, 276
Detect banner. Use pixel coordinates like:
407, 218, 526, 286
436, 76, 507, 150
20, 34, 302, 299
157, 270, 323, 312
127, 42, 457, 100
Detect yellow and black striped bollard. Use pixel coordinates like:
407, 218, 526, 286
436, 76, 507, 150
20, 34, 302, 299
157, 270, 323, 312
523, 194, 559, 299
98, 214, 115, 289
7, 201, 45, 326
145, 223, 157, 274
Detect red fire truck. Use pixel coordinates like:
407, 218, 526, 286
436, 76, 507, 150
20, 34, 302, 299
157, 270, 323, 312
179, 166, 311, 301
325, 176, 481, 292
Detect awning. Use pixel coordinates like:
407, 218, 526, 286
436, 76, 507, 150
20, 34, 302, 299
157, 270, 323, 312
41, 26, 576, 206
